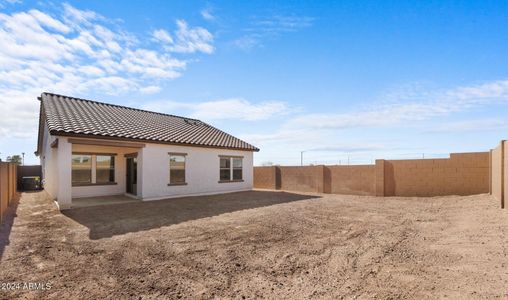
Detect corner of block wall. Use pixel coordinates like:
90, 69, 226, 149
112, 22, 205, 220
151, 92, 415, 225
375, 159, 385, 196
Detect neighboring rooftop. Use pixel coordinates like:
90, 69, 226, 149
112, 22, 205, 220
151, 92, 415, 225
37, 92, 259, 152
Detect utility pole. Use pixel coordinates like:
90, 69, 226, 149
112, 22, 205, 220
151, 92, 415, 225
22, 152, 25, 166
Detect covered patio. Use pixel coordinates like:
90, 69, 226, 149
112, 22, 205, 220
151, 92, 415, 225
48, 136, 145, 209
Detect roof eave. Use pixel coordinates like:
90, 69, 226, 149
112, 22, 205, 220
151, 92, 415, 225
34, 96, 45, 156
50, 131, 260, 152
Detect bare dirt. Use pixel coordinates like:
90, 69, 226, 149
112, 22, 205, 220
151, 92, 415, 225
0, 190, 507, 299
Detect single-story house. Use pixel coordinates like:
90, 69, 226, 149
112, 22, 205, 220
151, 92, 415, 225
35, 92, 259, 210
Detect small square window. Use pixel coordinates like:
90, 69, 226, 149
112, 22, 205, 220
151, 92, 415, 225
219, 156, 243, 182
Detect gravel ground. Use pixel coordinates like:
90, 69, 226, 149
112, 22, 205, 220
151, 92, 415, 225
0, 190, 507, 299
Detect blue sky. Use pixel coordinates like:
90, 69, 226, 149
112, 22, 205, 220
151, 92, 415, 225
0, 0, 507, 165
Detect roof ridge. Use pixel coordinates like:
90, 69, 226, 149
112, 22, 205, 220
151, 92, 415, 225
41, 92, 204, 123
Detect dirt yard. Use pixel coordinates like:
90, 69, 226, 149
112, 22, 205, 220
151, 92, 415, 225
0, 191, 507, 299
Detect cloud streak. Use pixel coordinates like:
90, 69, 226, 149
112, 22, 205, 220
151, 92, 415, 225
424, 119, 508, 133
142, 98, 291, 121
233, 14, 313, 50
284, 79, 508, 130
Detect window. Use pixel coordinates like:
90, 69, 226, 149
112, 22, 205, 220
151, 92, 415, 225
220, 157, 231, 181
72, 155, 92, 185
71, 153, 116, 186
219, 156, 243, 182
96, 155, 115, 183
233, 158, 243, 180
169, 153, 186, 185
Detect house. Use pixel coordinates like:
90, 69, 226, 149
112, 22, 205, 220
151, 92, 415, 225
35, 92, 259, 210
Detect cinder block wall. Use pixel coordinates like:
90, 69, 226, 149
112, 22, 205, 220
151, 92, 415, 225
327, 165, 376, 195
253, 166, 278, 190
254, 151, 490, 197
278, 166, 325, 193
383, 152, 490, 197
0, 162, 18, 223
491, 141, 505, 208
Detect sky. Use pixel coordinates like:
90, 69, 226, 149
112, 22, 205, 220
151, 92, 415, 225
0, 0, 507, 166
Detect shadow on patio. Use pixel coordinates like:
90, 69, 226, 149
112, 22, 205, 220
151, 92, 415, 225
62, 190, 320, 240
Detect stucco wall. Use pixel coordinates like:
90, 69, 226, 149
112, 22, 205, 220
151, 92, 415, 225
327, 165, 377, 196
71, 144, 140, 198
67, 142, 253, 200
40, 125, 58, 199
42, 133, 254, 208
139, 143, 253, 200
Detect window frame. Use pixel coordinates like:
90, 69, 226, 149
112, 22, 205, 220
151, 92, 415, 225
71, 154, 92, 186
219, 157, 231, 182
218, 155, 244, 183
95, 155, 116, 184
71, 152, 117, 187
168, 152, 187, 186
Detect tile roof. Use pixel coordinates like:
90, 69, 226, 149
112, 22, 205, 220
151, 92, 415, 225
37, 92, 259, 152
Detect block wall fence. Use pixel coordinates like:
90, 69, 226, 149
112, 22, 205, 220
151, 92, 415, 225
254, 152, 490, 198
0, 162, 18, 223
490, 140, 507, 209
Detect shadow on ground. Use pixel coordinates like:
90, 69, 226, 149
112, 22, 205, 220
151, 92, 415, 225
63, 190, 320, 239
0, 193, 21, 259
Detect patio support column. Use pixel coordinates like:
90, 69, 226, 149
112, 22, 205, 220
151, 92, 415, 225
136, 147, 145, 199
56, 137, 72, 209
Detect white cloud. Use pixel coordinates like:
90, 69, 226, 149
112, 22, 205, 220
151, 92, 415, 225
191, 98, 288, 121
200, 8, 215, 21
0, 4, 214, 139
139, 85, 162, 94
252, 15, 314, 33
142, 98, 290, 121
29, 9, 71, 33
232, 35, 260, 51
62, 3, 97, 25
152, 29, 173, 44
153, 20, 214, 54
243, 79, 508, 165
425, 119, 508, 133
285, 79, 508, 130
233, 14, 313, 50
2, 0, 22, 4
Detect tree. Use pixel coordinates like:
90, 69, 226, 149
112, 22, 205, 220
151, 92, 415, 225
6, 155, 22, 165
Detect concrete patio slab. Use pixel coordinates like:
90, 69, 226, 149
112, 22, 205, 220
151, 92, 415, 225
71, 194, 140, 208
